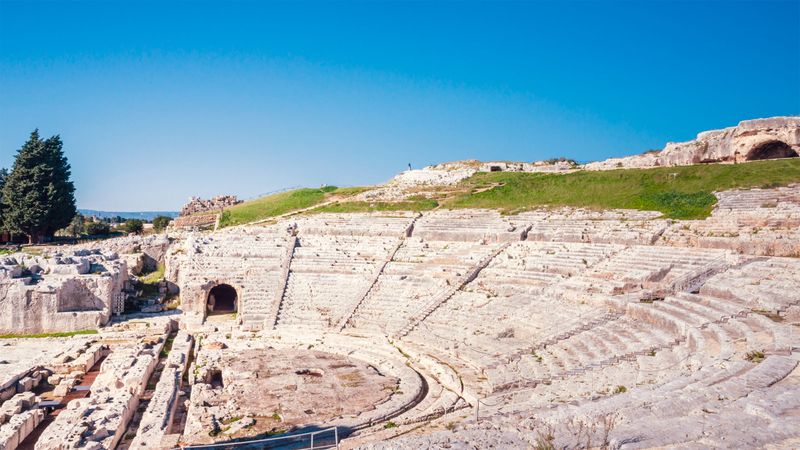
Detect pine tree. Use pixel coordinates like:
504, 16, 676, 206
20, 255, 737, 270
2, 130, 77, 243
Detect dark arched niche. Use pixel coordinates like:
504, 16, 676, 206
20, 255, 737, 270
207, 284, 237, 313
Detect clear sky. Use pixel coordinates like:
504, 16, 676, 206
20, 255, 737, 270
1, 1, 798, 211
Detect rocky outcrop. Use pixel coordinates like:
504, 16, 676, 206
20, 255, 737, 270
0, 251, 127, 334
585, 116, 800, 170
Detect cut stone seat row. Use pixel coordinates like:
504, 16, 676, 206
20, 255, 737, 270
36, 333, 168, 450
0, 404, 43, 450
130, 331, 193, 449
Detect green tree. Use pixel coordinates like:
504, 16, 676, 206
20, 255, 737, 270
65, 214, 85, 237
2, 130, 77, 243
0, 168, 8, 232
152, 215, 172, 232
124, 219, 144, 234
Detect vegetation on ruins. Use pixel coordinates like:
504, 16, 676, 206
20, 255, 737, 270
0, 329, 98, 339
2, 130, 77, 243
218, 186, 368, 227
745, 350, 765, 363
446, 158, 800, 219
214, 158, 800, 227
137, 263, 166, 301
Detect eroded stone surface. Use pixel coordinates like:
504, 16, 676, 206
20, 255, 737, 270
182, 340, 398, 445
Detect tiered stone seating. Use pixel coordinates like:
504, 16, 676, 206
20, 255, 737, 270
291, 213, 416, 237
154, 196, 800, 448
176, 231, 291, 328
275, 234, 401, 329
347, 239, 503, 335
496, 315, 679, 393
523, 354, 800, 449
715, 184, 800, 212
517, 209, 669, 245
701, 257, 800, 314
658, 184, 800, 256
398, 242, 623, 393
587, 245, 727, 289
411, 209, 526, 242
478, 242, 622, 294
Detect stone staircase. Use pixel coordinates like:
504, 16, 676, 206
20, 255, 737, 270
264, 235, 297, 330
396, 242, 511, 339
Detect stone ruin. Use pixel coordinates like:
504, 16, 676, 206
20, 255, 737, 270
1, 118, 799, 449
0, 250, 127, 335
178, 195, 241, 217
173, 196, 241, 230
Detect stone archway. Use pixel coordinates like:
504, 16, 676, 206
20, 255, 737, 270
746, 140, 799, 161
207, 284, 237, 314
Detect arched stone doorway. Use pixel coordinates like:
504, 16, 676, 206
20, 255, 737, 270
207, 284, 237, 314
746, 140, 799, 161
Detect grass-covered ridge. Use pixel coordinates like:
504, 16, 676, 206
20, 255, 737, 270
445, 159, 800, 219
312, 196, 438, 214
218, 186, 370, 227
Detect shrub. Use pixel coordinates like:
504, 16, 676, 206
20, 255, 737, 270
745, 350, 765, 363
85, 222, 110, 235
124, 219, 144, 234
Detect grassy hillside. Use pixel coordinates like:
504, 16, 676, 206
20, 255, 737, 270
312, 196, 438, 214
217, 159, 800, 226
445, 158, 800, 219
218, 186, 369, 227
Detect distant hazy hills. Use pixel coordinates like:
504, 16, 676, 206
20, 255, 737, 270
78, 209, 179, 221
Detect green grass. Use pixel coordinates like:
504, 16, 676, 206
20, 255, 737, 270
218, 186, 371, 227
137, 263, 166, 298
139, 263, 166, 285
0, 329, 99, 339
0, 248, 15, 255
445, 159, 800, 219
312, 196, 438, 214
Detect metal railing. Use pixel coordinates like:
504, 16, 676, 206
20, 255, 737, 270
175, 427, 339, 450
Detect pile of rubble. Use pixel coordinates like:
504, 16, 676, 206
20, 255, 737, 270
179, 195, 241, 217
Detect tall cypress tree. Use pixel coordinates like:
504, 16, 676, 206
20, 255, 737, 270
0, 167, 8, 234
2, 130, 76, 243
0, 167, 7, 234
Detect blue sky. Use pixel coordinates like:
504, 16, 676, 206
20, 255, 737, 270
1, 1, 798, 211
